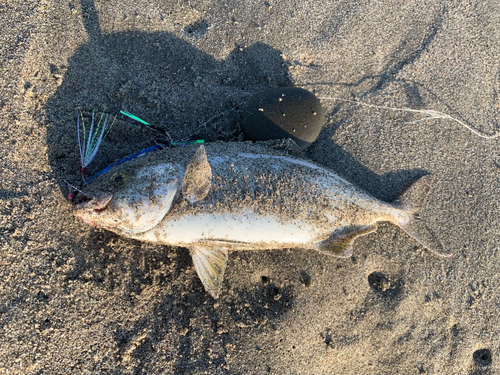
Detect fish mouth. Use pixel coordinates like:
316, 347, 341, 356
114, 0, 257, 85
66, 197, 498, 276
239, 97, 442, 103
74, 193, 113, 211
73, 193, 114, 228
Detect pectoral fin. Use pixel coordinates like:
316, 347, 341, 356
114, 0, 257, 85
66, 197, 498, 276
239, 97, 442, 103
182, 145, 212, 204
190, 246, 228, 299
315, 225, 376, 258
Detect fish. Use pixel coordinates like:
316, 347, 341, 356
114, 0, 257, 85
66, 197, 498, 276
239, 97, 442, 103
73, 142, 449, 298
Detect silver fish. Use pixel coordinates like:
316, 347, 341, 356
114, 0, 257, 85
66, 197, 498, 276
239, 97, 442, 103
74, 142, 448, 298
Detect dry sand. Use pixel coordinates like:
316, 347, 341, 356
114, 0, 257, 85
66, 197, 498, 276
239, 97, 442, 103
1, 0, 500, 374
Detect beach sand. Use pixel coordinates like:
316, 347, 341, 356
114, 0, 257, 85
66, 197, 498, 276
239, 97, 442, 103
1, 0, 499, 373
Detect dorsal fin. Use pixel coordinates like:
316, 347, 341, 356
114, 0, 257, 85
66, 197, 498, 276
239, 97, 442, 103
190, 247, 228, 299
182, 145, 212, 204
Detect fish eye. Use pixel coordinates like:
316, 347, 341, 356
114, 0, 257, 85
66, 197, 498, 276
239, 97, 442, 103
111, 170, 131, 185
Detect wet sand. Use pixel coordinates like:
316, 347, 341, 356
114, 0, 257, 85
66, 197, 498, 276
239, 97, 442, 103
1, 0, 499, 373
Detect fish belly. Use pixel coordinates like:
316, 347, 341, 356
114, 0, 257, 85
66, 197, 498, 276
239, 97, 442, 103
139, 211, 327, 250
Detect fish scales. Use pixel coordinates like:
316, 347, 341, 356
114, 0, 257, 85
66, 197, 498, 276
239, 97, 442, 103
195, 157, 364, 224
74, 142, 448, 298
133, 146, 397, 248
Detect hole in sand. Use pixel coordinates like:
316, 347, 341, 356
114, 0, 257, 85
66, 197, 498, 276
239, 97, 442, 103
473, 348, 492, 367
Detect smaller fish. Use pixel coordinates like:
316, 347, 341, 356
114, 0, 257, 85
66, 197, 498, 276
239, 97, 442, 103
74, 142, 449, 298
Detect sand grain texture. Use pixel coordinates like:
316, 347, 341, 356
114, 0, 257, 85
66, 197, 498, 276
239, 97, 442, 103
1, 0, 499, 374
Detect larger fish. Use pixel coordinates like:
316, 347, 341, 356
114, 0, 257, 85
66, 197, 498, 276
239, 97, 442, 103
74, 142, 448, 298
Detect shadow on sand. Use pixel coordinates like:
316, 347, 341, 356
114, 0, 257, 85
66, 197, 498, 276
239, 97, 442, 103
42, 0, 438, 373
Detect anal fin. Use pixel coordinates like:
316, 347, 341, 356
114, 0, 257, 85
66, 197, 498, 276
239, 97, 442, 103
190, 247, 228, 298
315, 225, 377, 258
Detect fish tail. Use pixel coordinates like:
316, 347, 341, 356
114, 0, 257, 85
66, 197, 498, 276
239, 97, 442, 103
393, 175, 451, 257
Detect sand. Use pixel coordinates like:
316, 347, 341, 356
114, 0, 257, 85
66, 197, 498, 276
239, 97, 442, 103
1, 0, 499, 374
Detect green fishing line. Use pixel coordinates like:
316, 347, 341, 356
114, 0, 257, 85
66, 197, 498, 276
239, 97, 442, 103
120, 110, 204, 145
172, 139, 205, 146
120, 110, 150, 125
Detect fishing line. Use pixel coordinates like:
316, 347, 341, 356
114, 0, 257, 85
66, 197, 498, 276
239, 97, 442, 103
317, 97, 500, 139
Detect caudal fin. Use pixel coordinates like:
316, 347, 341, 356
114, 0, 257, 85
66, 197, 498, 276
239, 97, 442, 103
394, 175, 451, 258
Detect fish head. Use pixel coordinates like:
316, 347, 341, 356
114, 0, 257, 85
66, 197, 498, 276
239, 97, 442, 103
73, 163, 182, 234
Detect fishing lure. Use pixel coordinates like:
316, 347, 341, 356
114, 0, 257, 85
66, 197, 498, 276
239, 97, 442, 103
73, 110, 204, 189
77, 110, 116, 178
